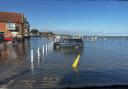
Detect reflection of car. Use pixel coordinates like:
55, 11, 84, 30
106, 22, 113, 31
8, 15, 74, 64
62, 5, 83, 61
0, 32, 7, 51
0, 42, 7, 51
4, 37, 13, 41
53, 38, 84, 49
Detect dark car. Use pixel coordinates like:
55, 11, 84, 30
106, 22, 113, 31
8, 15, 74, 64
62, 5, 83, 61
53, 38, 84, 49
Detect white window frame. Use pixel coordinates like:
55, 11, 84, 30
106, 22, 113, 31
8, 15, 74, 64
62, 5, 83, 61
6, 23, 16, 30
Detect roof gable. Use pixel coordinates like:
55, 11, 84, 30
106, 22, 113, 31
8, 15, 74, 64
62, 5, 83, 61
0, 12, 23, 23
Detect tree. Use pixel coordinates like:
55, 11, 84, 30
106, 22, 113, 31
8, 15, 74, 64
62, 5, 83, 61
30, 29, 38, 35
38, 31, 55, 37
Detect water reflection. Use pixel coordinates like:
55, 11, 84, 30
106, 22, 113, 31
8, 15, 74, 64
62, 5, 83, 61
0, 39, 30, 63
53, 47, 84, 73
2, 37, 128, 88
53, 47, 84, 56
0, 39, 31, 87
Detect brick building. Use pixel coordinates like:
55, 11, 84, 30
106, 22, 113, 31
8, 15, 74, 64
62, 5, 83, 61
0, 12, 30, 40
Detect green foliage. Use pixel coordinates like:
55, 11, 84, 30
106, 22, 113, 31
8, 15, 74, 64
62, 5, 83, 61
30, 29, 38, 34
39, 32, 55, 37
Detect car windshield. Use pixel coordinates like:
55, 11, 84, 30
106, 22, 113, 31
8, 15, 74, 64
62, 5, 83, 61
1, 0, 128, 89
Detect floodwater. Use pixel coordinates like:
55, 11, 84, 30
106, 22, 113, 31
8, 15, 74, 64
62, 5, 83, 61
1, 37, 128, 89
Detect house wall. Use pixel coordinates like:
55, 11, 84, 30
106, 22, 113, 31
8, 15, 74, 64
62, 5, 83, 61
0, 22, 23, 38
15, 23, 23, 38
0, 22, 12, 37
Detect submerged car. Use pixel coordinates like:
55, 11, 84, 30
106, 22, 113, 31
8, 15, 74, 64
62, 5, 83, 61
53, 38, 84, 49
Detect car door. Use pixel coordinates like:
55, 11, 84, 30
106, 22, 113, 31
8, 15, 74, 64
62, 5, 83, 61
62, 39, 70, 47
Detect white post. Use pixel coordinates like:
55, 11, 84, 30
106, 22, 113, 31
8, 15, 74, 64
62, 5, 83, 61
42, 45, 45, 59
46, 44, 47, 58
30, 49, 34, 71
31, 49, 33, 63
37, 47, 40, 58
37, 47, 40, 66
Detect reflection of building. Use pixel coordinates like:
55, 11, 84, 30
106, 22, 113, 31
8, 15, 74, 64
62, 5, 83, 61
0, 12, 30, 40
24, 17, 30, 38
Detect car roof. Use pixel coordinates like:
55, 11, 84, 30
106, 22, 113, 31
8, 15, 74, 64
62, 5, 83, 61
60, 38, 83, 42
62, 38, 82, 40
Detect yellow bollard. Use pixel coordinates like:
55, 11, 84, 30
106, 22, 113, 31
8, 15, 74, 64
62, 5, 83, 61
72, 54, 81, 68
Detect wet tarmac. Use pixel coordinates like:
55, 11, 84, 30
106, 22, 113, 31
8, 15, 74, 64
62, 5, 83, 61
1, 37, 128, 89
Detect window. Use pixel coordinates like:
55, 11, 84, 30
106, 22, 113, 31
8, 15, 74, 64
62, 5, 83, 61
6, 23, 16, 30
0, 16, 3, 21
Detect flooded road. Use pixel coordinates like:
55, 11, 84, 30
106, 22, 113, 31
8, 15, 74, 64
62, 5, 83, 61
1, 37, 128, 89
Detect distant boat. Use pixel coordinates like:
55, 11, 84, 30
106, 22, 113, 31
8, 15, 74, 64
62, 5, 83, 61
90, 36, 98, 41
94, 36, 98, 40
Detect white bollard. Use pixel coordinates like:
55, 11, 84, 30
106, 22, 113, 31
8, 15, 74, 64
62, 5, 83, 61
37, 47, 40, 65
42, 45, 45, 59
46, 44, 47, 57
31, 49, 33, 63
30, 49, 34, 71
37, 47, 40, 57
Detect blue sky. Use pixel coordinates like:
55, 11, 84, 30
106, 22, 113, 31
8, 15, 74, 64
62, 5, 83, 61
0, 0, 128, 35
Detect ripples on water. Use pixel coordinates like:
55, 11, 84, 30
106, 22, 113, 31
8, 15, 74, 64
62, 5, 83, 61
1, 37, 128, 88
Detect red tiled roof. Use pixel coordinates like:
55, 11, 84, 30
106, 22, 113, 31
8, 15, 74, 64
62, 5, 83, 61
0, 12, 23, 23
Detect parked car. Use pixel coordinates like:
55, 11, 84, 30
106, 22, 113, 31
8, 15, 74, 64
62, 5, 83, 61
53, 38, 84, 49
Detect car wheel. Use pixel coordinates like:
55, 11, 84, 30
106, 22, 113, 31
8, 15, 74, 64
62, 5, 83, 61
55, 45, 61, 49
74, 45, 79, 49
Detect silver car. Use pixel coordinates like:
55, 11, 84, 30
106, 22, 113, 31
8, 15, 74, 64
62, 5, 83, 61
53, 38, 84, 49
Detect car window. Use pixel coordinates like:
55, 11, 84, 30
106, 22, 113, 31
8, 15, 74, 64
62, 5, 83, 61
68, 39, 82, 43
64, 39, 69, 43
